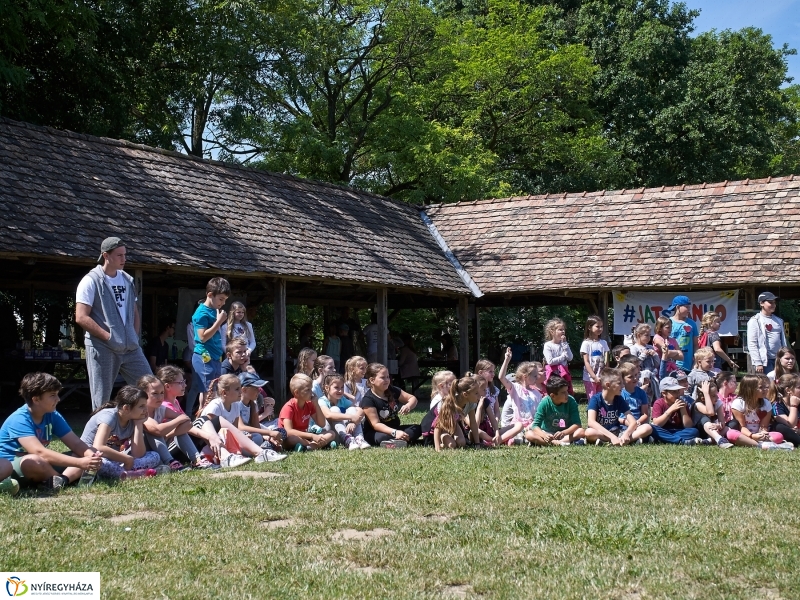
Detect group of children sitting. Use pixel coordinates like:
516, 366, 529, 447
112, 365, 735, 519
1, 301, 798, 497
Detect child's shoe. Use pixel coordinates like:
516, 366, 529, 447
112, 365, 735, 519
193, 456, 219, 470
681, 438, 698, 446
294, 443, 307, 453
0, 477, 20, 496
573, 439, 586, 446
219, 455, 251, 468
38, 474, 68, 493
255, 449, 287, 463
328, 441, 338, 450
346, 437, 360, 451
356, 435, 371, 449
717, 437, 734, 449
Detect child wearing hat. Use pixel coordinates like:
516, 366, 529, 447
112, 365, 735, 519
662, 295, 699, 372
650, 376, 702, 445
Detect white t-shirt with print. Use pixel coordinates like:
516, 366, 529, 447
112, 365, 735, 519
580, 339, 609, 380
201, 398, 243, 424
730, 397, 772, 433
76, 270, 132, 326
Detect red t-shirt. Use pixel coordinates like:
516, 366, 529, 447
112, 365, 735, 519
278, 398, 316, 431
651, 397, 685, 428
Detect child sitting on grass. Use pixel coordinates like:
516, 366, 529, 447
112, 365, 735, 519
200, 375, 281, 463
317, 373, 370, 450
474, 374, 501, 447
236, 373, 286, 461
311, 355, 337, 401
361, 363, 421, 447
618, 362, 653, 442
715, 371, 739, 431
433, 378, 471, 451
279, 374, 336, 451
728, 374, 793, 450
687, 347, 716, 399
693, 380, 733, 448
770, 374, 800, 446
295, 347, 317, 377
429, 370, 456, 412
343, 356, 368, 406
526, 375, 585, 446
80, 386, 161, 479
650, 377, 701, 445
0, 373, 103, 493
499, 347, 542, 445
585, 368, 642, 446
138, 374, 197, 471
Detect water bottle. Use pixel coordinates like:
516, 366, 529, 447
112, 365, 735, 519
79, 451, 102, 486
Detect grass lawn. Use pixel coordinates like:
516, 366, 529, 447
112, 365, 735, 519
2, 406, 800, 599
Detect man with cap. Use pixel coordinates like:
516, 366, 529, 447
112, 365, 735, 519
746, 292, 787, 374
75, 237, 152, 411
662, 295, 699, 373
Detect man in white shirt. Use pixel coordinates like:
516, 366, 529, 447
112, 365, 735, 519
362, 313, 379, 364
75, 237, 152, 410
747, 291, 787, 374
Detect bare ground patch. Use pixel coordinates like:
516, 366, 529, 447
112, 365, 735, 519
106, 511, 163, 524
346, 562, 383, 575
443, 584, 475, 598
333, 528, 394, 542
419, 513, 452, 523
261, 518, 296, 529
213, 471, 285, 479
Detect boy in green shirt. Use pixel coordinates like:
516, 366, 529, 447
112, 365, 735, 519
525, 375, 585, 446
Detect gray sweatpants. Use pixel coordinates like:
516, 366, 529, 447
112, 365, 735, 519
86, 345, 152, 410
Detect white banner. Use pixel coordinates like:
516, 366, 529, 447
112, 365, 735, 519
612, 290, 739, 336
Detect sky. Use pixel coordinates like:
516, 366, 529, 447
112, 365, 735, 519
687, 0, 800, 85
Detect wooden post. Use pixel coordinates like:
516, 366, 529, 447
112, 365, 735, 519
274, 278, 287, 405
23, 286, 34, 343
470, 303, 480, 362
598, 291, 610, 342
458, 297, 469, 376
377, 288, 388, 365
134, 269, 143, 339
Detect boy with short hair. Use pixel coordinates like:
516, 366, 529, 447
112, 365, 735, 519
650, 377, 702, 445
525, 375, 585, 446
187, 277, 231, 417
585, 368, 641, 445
279, 374, 336, 451
618, 362, 653, 442
0, 373, 103, 492
686, 346, 715, 399
612, 345, 630, 365
221, 337, 255, 376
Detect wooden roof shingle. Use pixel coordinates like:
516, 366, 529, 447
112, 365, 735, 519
424, 177, 800, 295
0, 118, 469, 295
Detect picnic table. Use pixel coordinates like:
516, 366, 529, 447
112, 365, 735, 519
404, 358, 461, 395
3, 354, 91, 408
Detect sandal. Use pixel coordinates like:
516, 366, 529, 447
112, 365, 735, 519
169, 460, 183, 471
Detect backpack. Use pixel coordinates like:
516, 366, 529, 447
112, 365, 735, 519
698, 330, 709, 349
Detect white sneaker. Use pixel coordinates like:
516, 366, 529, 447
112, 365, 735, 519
356, 435, 371, 449
256, 449, 287, 463
220, 454, 252, 468
347, 438, 360, 451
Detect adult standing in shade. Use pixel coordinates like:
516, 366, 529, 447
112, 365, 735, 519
75, 237, 152, 410
662, 295, 699, 373
747, 292, 787, 374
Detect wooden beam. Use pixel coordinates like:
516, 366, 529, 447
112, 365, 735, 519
377, 288, 388, 365
471, 303, 480, 365
274, 278, 288, 405
458, 297, 469, 376
598, 291, 610, 342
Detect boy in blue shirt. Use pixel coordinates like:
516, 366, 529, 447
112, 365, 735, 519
618, 362, 653, 443
0, 373, 102, 492
186, 277, 231, 417
586, 368, 642, 446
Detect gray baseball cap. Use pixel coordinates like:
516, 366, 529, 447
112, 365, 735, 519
97, 237, 125, 263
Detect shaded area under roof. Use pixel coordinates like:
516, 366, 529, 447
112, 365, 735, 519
424, 177, 800, 296
0, 118, 469, 296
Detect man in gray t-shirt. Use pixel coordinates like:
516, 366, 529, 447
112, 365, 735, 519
747, 292, 787, 374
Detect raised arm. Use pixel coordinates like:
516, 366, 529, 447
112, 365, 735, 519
498, 347, 514, 391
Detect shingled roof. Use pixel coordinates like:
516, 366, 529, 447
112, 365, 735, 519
425, 177, 800, 296
0, 118, 468, 295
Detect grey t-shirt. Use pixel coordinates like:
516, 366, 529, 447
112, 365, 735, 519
758, 314, 783, 359
80, 408, 134, 450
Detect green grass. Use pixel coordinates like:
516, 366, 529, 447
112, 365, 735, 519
3, 408, 800, 599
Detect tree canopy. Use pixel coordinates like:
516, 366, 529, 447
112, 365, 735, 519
2, 0, 797, 202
